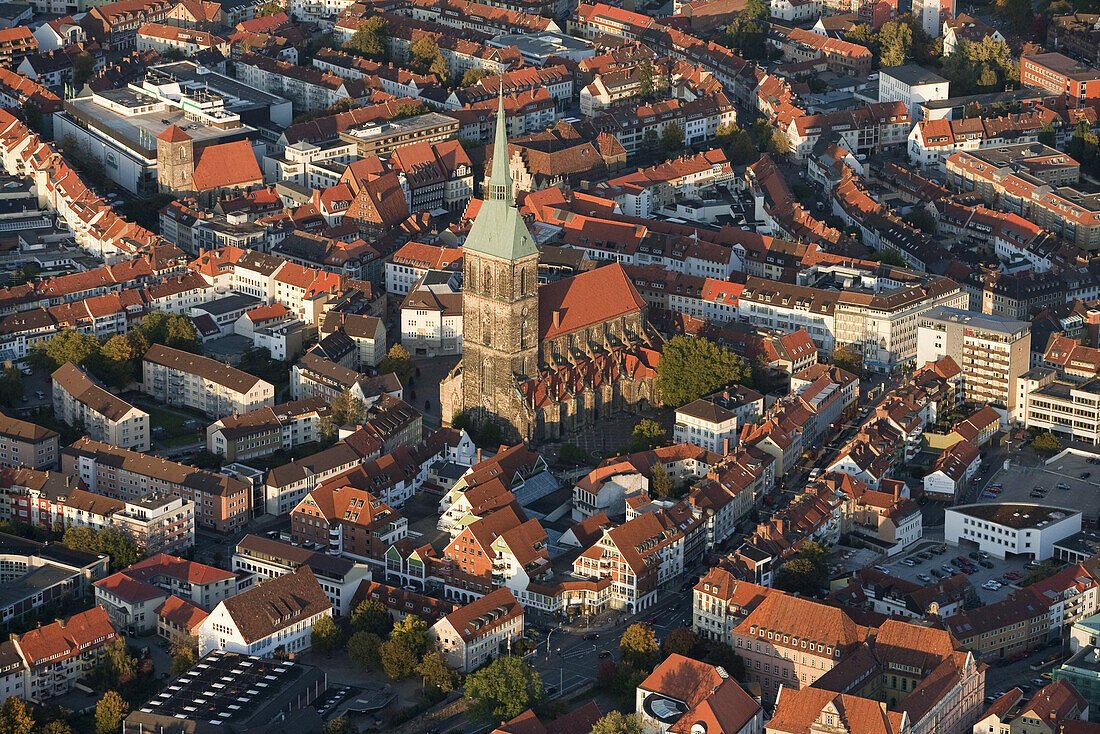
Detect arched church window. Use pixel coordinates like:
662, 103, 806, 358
521, 307, 529, 349
484, 267, 492, 296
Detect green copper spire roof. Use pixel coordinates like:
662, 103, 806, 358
464, 87, 539, 261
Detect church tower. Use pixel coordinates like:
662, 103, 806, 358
156, 124, 194, 193
459, 89, 539, 436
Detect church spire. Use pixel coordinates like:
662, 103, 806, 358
487, 84, 512, 204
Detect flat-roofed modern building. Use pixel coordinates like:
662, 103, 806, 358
917, 306, 1030, 419
337, 112, 461, 159
51, 362, 149, 452
142, 343, 274, 418
1017, 367, 1100, 445
945, 502, 1082, 560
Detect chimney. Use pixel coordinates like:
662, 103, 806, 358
476, 448, 482, 463
723, 436, 730, 455
893, 483, 900, 501
552, 310, 561, 329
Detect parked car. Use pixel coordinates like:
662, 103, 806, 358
873, 565, 889, 573
1080, 472, 1092, 479
980, 560, 995, 569
918, 574, 933, 583
598, 650, 611, 659
1057, 483, 1070, 490
931, 568, 944, 578
918, 551, 933, 560
901, 559, 916, 567
968, 552, 982, 560
583, 633, 599, 640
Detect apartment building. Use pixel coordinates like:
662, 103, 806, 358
916, 306, 1030, 418
946, 587, 1052, 660
195, 566, 332, 656
692, 566, 773, 647
206, 397, 330, 462
52, 362, 150, 453
62, 438, 251, 533
232, 534, 370, 617
0, 413, 58, 471
400, 272, 463, 358
142, 344, 275, 418
1021, 52, 1100, 103
1017, 367, 1100, 445
290, 484, 408, 563
945, 144, 1100, 251
674, 385, 765, 454
93, 554, 235, 633
385, 242, 463, 297
429, 586, 523, 672
263, 443, 365, 517
572, 509, 690, 612
878, 64, 949, 121
63, 488, 195, 555
12, 607, 118, 703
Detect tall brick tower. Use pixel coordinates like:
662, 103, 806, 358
457, 89, 539, 436
156, 124, 194, 193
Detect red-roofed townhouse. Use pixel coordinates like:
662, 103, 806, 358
923, 439, 980, 501
93, 553, 236, 633
692, 565, 774, 647
155, 594, 209, 648
12, 607, 117, 702
429, 586, 523, 672
572, 509, 687, 613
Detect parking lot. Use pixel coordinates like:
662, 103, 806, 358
874, 538, 1036, 604
978, 451, 1100, 523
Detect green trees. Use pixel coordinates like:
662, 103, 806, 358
351, 599, 394, 637
629, 419, 668, 452
638, 59, 656, 100
391, 614, 430, 656
725, 0, 768, 60
322, 717, 355, 734
994, 0, 1031, 33
940, 37, 1017, 96
409, 36, 447, 80
379, 637, 418, 678
619, 623, 659, 669
877, 20, 914, 67
0, 697, 36, 734
831, 344, 863, 375
649, 464, 673, 498
660, 627, 700, 659
1039, 122, 1057, 147
1031, 431, 1063, 455
716, 123, 758, 165
416, 650, 458, 691
465, 656, 542, 721
591, 711, 647, 734
462, 68, 488, 87
258, 1, 283, 15
95, 691, 129, 734
347, 16, 387, 60
63, 526, 141, 572
31, 311, 196, 388
1068, 122, 1100, 176
310, 614, 344, 654
656, 335, 752, 407
0, 367, 21, 410
660, 122, 685, 153
773, 542, 830, 595
379, 344, 414, 383
349, 630, 382, 667
322, 388, 367, 434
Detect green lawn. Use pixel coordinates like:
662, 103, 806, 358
146, 406, 188, 434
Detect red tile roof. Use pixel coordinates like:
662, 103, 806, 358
191, 139, 262, 192
538, 263, 646, 341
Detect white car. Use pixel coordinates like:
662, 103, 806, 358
983, 580, 1002, 591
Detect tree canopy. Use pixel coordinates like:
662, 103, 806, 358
95, 691, 129, 734
310, 614, 344, 653
725, 0, 768, 60
657, 335, 753, 407
346, 16, 387, 60
591, 712, 647, 734
464, 656, 542, 721
773, 541, 830, 596
380, 344, 414, 383
620, 623, 659, 670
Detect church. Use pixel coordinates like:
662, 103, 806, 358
440, 93, 662, 444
